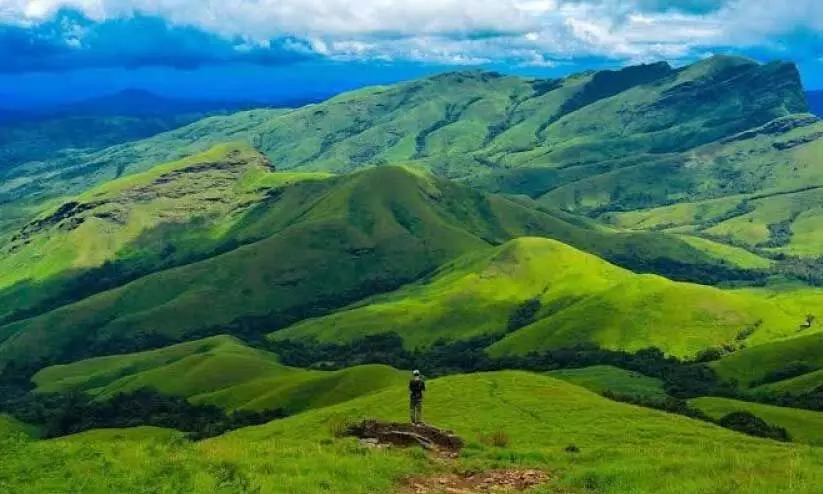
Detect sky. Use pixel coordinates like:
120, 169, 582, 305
1, 0, 822, 108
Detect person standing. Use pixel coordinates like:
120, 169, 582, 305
409, 370, 426, 425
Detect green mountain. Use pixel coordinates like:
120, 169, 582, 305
33, 335, 405, 413
0, 142, 775, 366
5, 56, 818, 235
272, 237, 812, 358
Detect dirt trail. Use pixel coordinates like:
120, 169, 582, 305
345, 420, 552, 493
403, 469, 551, 493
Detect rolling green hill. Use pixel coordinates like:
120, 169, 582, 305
712, 331, 823, 390
0, 157, 774, 366
0, 142, 329, 321
691, 396, 823, 446
272, 237, 812, 358
32, 335, 406, 413
547, 365, 668, 399
2, 371, 821, 493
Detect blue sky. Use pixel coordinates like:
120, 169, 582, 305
1, 1, 822, 107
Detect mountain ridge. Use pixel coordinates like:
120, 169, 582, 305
3, 56, 818, 256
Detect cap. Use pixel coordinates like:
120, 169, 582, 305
412, 370, 420, 376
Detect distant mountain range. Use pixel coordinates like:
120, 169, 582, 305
0, 90, 325, 170
2, 89, 324, 121
809, 91, 823, 118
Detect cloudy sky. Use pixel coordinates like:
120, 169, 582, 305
1, 0, 822, 107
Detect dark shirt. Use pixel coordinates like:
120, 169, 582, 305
409, 378, 425, 401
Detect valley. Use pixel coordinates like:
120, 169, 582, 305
3, 55, 823, 493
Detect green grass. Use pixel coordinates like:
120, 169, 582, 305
32, 335, 406, 413
548, 365, 668, 398
273, 236, 807, 358
0, 163, 769, 366
0, 141, 326, 288
3, 371, 823, 493
712, 332, 823, 388
690, 397, 823, 446
674, 235, 773, 269
0, 414, 36, 439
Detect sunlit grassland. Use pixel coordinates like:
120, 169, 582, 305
276, 237, 809, 359
3, 372, 823, 493
548, 365, 668, 398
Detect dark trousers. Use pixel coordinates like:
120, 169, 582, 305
410, 398, 423, 424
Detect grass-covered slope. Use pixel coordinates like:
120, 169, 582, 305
691, 396, 823, 446
602, 119, 823, 257
548, 365, 667, 399
3, 371, 822, 493
712, 331, 823, 388
0, 165, 493, 364
0, 414, 35, 440
0, 142, 329, 321
0, 161, 771, 366
272, 237, 627, 347
273, 237, 809, 358
32, 335, 405, 413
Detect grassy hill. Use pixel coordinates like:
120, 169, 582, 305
691, 396, 823, 446
0, 142, 330, 321
712, 331, 823, 389
272, 237, 812, 358
0, 159, 775, 366
2, 371, 822, 493
32, 335, 406, 413
548, 365, 668, 399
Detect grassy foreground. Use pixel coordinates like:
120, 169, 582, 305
3, 371, 823, 493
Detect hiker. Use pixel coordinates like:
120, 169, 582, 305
409, 370, 426, 425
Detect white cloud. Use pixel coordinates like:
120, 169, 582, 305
1, 0, 822, 66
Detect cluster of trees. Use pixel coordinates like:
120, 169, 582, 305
5, 389, 286, 439
607, 254, 769, 286
270, 331, 798, 442
750, 362, 820, 388
718, 411, 791, 442
0, 360, 285, 439
267, 332, 731, 399
602, 392, 791, 442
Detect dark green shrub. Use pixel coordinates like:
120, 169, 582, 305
507, 299, 542, 332
718, 411, 791, 442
